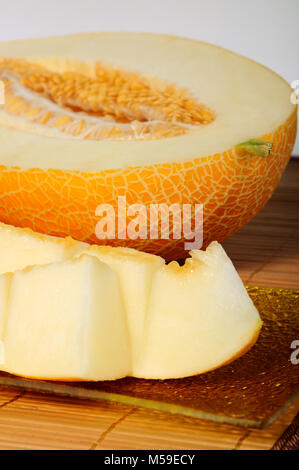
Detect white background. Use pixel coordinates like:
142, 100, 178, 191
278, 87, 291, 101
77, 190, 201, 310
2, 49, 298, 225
0, 0, 298, 154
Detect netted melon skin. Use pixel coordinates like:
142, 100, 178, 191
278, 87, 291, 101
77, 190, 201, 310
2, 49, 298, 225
0, 109, 296, 260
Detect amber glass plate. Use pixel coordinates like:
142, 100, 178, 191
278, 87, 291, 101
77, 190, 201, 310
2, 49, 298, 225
0, 286, 298, 428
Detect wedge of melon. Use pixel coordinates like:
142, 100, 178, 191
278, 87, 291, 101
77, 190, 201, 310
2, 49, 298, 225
0, 274, 10, 365
0, 222, 86, 274
1, 255, 131, 380
0, 222, 262, 380
0, 33, 296, 259
76, 245, 164, 364
135, 242, 262, 379
0, 223, 87, 274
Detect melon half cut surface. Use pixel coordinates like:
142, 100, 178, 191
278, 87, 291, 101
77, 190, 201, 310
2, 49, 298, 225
0, 33, 296, 259
0, 223, 262, 381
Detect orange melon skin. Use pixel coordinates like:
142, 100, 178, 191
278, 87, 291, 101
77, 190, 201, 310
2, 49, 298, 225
0, 109, 296, 260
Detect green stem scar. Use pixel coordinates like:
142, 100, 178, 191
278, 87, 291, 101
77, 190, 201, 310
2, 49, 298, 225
236, 139, 273, 157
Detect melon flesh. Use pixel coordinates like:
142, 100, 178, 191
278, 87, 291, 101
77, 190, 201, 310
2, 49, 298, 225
135, 242, 262, 379
1, 255, 131, 380
0, 222, 86, 274
0, 222, 262, 380
76, 245, 164, 364
0, 33, 294, 172
0, 274, 10, 365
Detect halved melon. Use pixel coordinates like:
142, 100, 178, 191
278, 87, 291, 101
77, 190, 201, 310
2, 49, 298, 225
0, 33, 296, 258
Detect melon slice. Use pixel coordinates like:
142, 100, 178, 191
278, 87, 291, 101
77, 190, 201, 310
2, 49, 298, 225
0, 274, 10, 365
0, 223, 261, 380
76, 245, 164, 364
0, 33, 296, 258
135, 242, 262, 379
1, 255, 131, 380
0, 222, 86, 274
